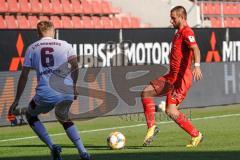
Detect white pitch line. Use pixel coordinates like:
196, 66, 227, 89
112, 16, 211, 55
1, 113, 240, 143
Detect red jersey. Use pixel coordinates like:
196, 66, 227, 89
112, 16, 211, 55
169, 26, 197, 78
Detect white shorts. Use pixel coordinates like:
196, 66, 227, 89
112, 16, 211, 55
27, 94, 73, 116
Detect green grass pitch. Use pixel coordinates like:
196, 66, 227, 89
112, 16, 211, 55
0, 104, 240, 160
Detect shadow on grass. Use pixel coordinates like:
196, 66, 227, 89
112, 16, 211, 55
0, 151, 240, 160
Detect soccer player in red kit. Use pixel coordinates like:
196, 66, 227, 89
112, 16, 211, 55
142, 6, 203, 147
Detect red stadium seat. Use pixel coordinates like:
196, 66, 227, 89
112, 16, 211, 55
72, 0, 83, 13
121, 16, 131, 28
39, 15, 50, 21
72, 16, 83, 28
92, 0, 102, 14
0, 15, 7, 28
130, 17, 140, 28
92, 16, 103, 28
52, 0, 63, 14
62, 0, 73, 14
112, 7, 121, 14
112, 17, 121, 28
50, 16, 63, 28
101, 0, 112, 14
210, 17, 221, 28
213, 2, 221, 15
237, 4, 240, 14
17, 15, 30, 29
42, 0, 53, 14
19, 0, 31, 13
101, 17, 113, 28
28, 15, 39, 28
223, 3, 231, 14
224, 18, 233, 27
232, 18, 240, 27
5, 15, 18, 28
82, 16, 94, 28
31, 0, 42, 13
230, 3, 238, 15
62, 16, 73, 28
82, 0, 93, 14
7, 0, 20, 13
0, 0, 8, 13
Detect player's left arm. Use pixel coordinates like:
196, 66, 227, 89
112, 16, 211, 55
183, 30, 203, 81
190, 44, 203, 81
9, 67, 31, 114
9, 46, 32, 114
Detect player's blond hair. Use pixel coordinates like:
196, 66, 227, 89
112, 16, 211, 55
37, 21, 54, 37
171, 6, 187, 20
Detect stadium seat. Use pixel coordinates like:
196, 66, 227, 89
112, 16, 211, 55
82, 0, 93, 14
0, 15, 7, 29
62, 16, 73, 28
101, 0, 112, 14
50, 16, 63, 28
52, 0, 63, 14
111, 7, 121, 14
28, 15, 39, 28
112, 17, 121, 28
72, 16, 83, 28
17, 15, 30, 29
42, 0, 53, 14
39, 15, 50, 21
223, 3, 231, 14
82, 16, 94, 28
62, 0, 73, 14
230, 3, 240, 14
237, 4, 240, 14
5, 15, 18, 28
92, 0, 102, 14
121, 16, 131, 28
101, 17, 113, 28
19, 0, 31, 13
210, 17, 221, 28
0, 0, 8, 13
232, 18, 240, 27
7, 0, 20, 13
31, 0, 42, 13
224, 18, 233, 27
131, 17, 140, 28
212, 2, 221, 15
92, 16, 103, 28
72, 0, 83, 13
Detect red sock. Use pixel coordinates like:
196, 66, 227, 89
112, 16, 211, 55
175, 111, 199, 137
142, 97, 155, 128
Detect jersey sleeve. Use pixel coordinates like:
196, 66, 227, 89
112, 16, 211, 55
66, 43, 77, 60
182, 29, 197, 47
23, 46, 33, 68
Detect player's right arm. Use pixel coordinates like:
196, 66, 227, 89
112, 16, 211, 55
67, 43, 79, 99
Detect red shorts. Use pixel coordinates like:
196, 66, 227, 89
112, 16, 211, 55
150, 71, 192, 105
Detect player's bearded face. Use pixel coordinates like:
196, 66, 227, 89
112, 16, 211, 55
170, 11, 181, 28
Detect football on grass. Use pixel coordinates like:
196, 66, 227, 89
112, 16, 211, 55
107, 131, 126, 149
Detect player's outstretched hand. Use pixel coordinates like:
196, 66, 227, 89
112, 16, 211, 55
192, 66, 203, 81
8, 100, 19, 115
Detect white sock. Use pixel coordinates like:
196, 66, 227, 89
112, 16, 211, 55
65, 125, 87, 154
32, 121, 54, 150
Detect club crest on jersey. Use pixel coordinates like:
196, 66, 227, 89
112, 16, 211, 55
175, 34, 180, 39
188, 36, 195, 42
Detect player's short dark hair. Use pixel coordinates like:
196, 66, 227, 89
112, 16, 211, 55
171, 6, 187, 20
37, 21, 54, 36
